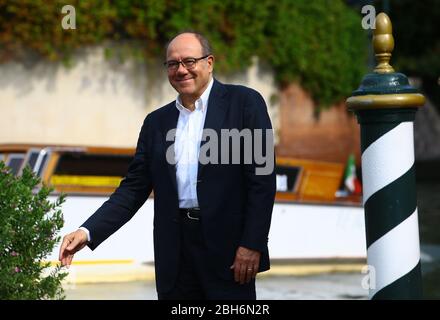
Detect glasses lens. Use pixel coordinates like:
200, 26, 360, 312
166, 61, 179, 70
182, 58, 196, 69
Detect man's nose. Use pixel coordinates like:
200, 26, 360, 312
176, 62, 188, 74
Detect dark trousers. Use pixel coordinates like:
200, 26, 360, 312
158, 211, 256, 300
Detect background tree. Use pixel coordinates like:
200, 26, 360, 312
0, 0, 367, 110
385, 0, 440, 110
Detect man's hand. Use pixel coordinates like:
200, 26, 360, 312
230, 246, 261, 284
59, 229, 88, 267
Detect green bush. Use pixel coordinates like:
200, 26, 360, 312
0, 161, 67, 300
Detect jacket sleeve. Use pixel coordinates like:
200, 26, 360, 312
239, 89, 277, 253
81, 114, 153, 250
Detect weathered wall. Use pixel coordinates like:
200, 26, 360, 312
0, 49, 279, 148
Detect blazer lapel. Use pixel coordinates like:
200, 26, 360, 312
197, 79, 228, 179
161, 104, 179, 193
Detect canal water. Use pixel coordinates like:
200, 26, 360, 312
417, 180, 440, 299
64, 181, 440, 300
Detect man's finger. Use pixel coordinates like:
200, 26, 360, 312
66, 254, 74, 266
252, 262, 259, 278
67, 237, 79, 251
59, 237, 72, 261
252, 266, 258, 279
61, 250, 72, 266
234, 262, 241, 282
239, 264, 246, 284
244, 269, 251, 283
61, 255, 69, 267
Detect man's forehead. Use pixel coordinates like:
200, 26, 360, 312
167, 34, 203, 58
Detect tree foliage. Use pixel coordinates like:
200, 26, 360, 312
0, 162, 67, 300
384, 0, 440, 108
0, 0, 368, 108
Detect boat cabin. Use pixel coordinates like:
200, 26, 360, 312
0, 144, 359, 204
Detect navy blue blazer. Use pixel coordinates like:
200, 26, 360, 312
82, 79, 276, 293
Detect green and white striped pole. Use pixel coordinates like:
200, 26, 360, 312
347, 13, 425, 299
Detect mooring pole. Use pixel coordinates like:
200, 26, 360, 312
346, 13, 425, 299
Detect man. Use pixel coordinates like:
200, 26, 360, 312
59, 31, 276, 300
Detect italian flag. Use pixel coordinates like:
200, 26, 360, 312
344, 153, 362, 195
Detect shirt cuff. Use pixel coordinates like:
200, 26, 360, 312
79, 227, 91, 242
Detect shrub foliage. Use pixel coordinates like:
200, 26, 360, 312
0, 162, 67, 300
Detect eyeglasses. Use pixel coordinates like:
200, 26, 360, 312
164, 54, 211, 71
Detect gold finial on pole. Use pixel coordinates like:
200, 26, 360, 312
373, 13, 395, 73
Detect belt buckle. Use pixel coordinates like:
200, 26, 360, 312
186, 210, 200, 221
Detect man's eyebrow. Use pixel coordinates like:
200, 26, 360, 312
166, 56, 197, 61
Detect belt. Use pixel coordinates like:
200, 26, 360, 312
179, 207, 201, 221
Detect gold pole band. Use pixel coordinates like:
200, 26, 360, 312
347, 93, 425, 110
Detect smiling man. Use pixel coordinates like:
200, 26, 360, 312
59, 31, 276, 300
166, 33, 213, 110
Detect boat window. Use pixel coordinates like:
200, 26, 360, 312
50, 153, 133, 189
54, 153, 132, 176
36, 151, 50, 177
21, 149, 50, 177
0, 153, 4, 162
23, 149, 40, 172
5, 153, 26, 175
275, 165, 301, 193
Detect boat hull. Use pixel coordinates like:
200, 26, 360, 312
48, 196, 366, 263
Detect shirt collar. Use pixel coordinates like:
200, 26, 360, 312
175, 77, 214, 114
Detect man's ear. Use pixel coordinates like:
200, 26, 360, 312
207, 55, 215, 72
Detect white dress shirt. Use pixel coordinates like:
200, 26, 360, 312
174, 77, 214, 208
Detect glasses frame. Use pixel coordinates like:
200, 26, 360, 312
164, 54, 211, 72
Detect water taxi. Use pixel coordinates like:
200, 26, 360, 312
1, 144, 366, 282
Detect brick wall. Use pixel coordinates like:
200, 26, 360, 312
276, 83, 361, 165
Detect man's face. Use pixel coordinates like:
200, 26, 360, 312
166, 33, 213, 102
